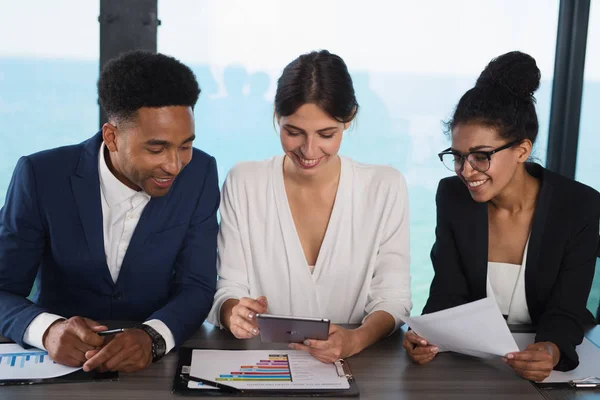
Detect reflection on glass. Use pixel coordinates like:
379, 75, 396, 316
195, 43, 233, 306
576, 2, 600, 316
168, 1, 557, 313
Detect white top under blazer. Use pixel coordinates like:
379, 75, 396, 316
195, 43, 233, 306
207, 155, 412, 330
486, 237, 532, 324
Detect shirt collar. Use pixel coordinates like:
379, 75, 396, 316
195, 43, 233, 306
98, 142, 150, 208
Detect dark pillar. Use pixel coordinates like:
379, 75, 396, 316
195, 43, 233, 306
546, 0, 590, 178
99, 0, 159, 127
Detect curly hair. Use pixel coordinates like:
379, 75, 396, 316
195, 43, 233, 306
97, 51, 200, 123
446, 51, 541, 144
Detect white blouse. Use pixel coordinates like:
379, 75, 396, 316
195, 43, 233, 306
207, 155, 412, 330
486, 238, 532, 324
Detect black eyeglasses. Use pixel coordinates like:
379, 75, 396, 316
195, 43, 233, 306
438, 140, 520, 173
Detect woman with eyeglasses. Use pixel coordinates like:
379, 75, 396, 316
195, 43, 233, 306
403, 51, 600, 381
207, 50, 411, 363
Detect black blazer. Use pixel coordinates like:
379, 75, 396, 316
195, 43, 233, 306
423, 163, 600, 371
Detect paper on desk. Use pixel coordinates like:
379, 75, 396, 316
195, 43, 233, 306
513, 333, 600, 383
0, 343, 81, 380
189, 350, 350, 390
404, 297, 519, 358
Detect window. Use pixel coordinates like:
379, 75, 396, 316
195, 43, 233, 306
577, 2, 600, 192
577, 1, 600, 316
159, 0, 559, 313
0, 0, 100, 206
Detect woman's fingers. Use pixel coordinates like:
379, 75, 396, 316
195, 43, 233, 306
238, 297, 268, 314
230, 314, 259, 339
405, 331, 428, 346
403, 334, 438, 365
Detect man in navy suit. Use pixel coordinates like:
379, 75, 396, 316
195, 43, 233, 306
0, 51, 219, 373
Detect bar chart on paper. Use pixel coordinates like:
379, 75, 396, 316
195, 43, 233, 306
0, 344, 80, 380
189, 350, 350, 390
217, 354, 292, 382
1, 349, 48, 368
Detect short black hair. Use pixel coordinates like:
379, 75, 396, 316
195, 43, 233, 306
275, 50, 359, 123
98, 51, 200, 123
446, 51, 541, 144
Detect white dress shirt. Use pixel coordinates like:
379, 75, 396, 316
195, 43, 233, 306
207, 155, 412, 330
23, 143, 175, 352
486, 238, 532, 324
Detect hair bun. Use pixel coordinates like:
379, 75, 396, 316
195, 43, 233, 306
475, 51, 541, 98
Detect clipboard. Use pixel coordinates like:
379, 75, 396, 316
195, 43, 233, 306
172, 347, 359, 397
0, 369, 118, 386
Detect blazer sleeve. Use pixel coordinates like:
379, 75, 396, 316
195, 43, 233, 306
422, 179, 471, 314
363, 171, 412, 330
535, 196, 600, 371
0, 157, 50, 346
147, 156, 220, 346
206, 169, 251, 328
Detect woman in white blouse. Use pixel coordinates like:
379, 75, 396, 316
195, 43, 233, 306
207, 50, 412, 363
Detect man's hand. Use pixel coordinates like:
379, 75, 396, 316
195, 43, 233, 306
42, 316, 107, 367
289, 324, 360, 363
82, 328, 153, 373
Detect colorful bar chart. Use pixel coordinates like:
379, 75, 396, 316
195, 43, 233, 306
0, 351, 48, 369
216, 354, 292, 382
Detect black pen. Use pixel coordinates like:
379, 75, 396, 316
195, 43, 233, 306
180, 374, 241, 393
97, 328, 127, 336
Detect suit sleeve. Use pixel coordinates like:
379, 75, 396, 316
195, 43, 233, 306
147, 157, 219, 346
422, 180, 471, 314
535, 195, 600, 371
0, 157, 50, 346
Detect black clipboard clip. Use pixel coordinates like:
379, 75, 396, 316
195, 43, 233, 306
334, 359, 354, 382
568, 376, 600, 388
179, 365, 241, 393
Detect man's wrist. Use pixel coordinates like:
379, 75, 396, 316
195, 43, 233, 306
42, 319, 66, 349
135, 325, 166, 363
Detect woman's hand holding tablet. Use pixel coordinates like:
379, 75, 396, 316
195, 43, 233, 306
222, 296, 268, 339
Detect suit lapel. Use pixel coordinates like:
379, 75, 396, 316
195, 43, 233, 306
472, 200, 489, 300
524, 168, 554, 321
70, 133, 114, 286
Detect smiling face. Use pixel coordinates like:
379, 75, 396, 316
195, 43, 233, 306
451, 123, 531, 202
278, 103, 349, 176
102, 106, 195, 197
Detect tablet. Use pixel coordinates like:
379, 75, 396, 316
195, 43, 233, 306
256, 314, 330, 343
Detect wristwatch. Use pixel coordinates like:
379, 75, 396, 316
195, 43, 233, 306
136, 324, 166, 363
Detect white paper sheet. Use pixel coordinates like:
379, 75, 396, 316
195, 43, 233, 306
513, 333, 600, 383
189, 350, 350, 390
0, 343, 81, 380
404, 297, 519, 358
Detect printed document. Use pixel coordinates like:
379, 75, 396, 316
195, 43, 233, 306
405, 297, 519, 358
188, 350, 350, 390
0, 343, 80, 380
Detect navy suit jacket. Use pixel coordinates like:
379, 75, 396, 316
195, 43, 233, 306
0, 132, 219, 347
423, 163, 600, 371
